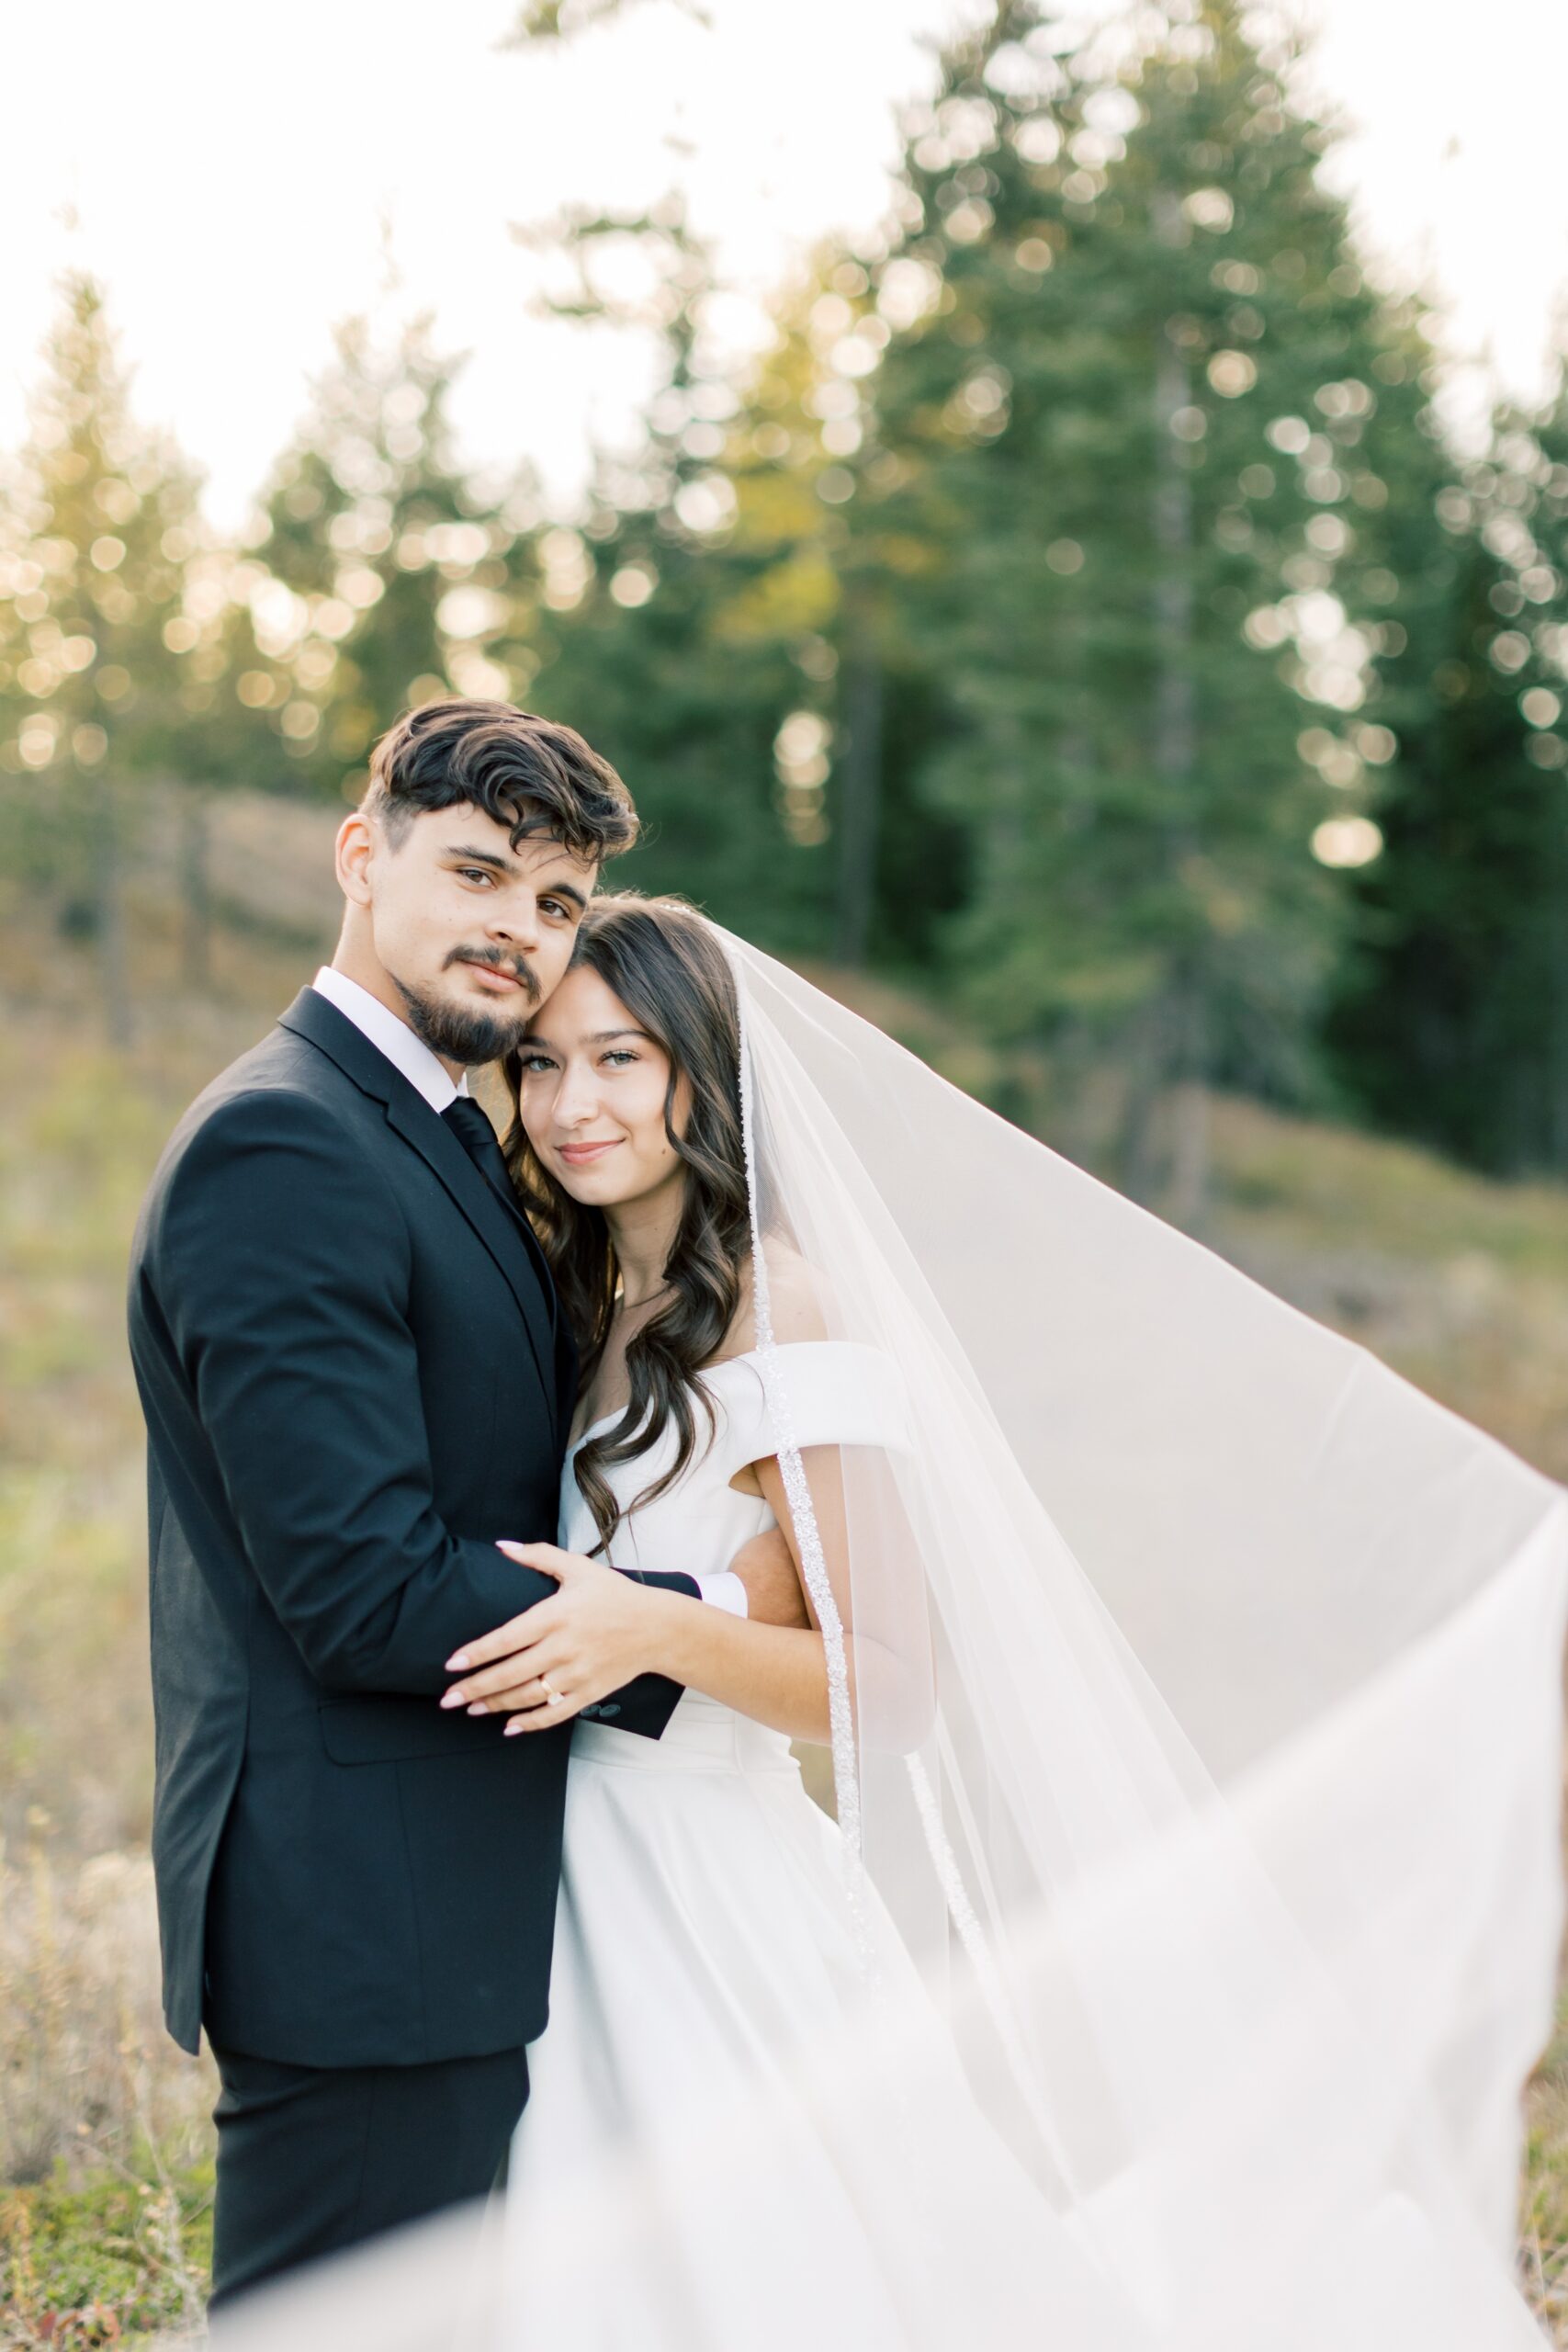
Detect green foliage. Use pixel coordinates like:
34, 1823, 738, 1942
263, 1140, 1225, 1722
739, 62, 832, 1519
517, 199, 839, 946
0, 274, 202, 795
0, 275, 208, 1042
835, 3, 1447, 1177
1, 2159, 212, 2346
211, 313, 547, 799
1330, 377, 1568, 1170
3, 7, 1568, 1176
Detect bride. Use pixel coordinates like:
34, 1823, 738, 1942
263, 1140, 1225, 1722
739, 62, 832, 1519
434, 892, 1561, 2351
219, 893, 1566, 2350
479, 894, 1150, 2347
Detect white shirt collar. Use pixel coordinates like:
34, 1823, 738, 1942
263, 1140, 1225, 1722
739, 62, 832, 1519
310, 967, 469, 1115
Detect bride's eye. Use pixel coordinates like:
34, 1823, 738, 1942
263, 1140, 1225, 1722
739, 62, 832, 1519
518, 1052, 557, 1074
601, 1049, 638, 1069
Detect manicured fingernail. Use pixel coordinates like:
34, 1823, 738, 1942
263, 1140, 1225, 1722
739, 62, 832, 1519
439, 1690, 464, 1708
503, 1720, 524, 1736
467, 1702, 488, 1717
446, 1652, 470, 1671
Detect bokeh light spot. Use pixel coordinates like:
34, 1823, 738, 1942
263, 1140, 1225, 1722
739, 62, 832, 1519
610, 563, 657, 609
1313, 816, 1382, 867
1208, 351, 1257, 398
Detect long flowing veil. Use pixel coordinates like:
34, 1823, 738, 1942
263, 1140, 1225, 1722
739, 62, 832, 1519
727, 927, 1566, 2346
211, 927, 1567, 2351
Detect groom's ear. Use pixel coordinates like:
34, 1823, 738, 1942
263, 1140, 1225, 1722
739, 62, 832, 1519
335, 810, 376, 906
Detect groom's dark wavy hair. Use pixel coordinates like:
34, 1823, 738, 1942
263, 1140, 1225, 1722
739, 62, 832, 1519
362, 698, 638, 863
500, 895, 749, 1555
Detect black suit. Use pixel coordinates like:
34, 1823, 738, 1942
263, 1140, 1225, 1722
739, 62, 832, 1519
127, 987, 697, 2302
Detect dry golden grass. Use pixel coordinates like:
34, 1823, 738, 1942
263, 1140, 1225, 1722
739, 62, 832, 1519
0, 1848, 213, 2346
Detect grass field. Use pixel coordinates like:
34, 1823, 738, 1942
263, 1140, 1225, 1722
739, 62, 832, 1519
3, 804, 1567, 2341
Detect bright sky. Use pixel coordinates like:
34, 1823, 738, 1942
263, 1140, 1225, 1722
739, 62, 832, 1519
2, 0, 1564, 533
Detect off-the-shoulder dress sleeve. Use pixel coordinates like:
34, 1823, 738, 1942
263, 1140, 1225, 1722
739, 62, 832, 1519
709, 1340, 913, 1472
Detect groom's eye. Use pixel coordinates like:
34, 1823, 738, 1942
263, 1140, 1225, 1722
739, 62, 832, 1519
457, 866, 494, 888
539, 896, 577, 922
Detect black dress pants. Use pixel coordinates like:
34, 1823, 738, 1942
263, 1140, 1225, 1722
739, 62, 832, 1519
207, 2041, 531, 2312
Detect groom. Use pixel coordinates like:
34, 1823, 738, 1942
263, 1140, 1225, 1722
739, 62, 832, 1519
128, 700, 796, 2308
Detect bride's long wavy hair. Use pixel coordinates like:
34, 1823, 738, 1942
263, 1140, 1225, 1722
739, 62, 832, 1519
500, 894, 750, 1554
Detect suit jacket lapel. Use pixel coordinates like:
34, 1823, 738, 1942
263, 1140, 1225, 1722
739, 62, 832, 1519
554, 1307, 579, 1445
277, 990, 559, 1437
382, 1092, 558, 1412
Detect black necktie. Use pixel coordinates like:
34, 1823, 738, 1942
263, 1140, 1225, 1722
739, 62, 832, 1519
441, 1095, 518, 1211
441, 1097, 558, 1334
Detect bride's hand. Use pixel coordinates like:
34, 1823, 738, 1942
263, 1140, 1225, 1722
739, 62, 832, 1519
440, 1542, 671, 1733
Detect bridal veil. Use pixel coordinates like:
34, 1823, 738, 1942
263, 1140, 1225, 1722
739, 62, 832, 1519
730, 927, 1566, 2346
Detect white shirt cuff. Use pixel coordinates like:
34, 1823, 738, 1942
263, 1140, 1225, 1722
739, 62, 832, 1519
694, 1571, 750, 1619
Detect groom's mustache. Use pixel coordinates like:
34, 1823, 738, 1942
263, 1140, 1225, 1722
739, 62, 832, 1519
444, 944, 541, 1005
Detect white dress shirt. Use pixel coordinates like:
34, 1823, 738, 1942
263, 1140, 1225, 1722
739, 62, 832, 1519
311, 965, 468, 1113
309, 968, 747, 1621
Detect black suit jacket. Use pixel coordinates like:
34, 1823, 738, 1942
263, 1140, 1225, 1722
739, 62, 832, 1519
128, 988, 695, 2067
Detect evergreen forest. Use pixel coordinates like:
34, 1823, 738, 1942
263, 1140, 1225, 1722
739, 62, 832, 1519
4, 0, 1567, 1187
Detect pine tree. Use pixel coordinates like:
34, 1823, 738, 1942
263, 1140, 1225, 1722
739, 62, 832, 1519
731, 241, 976, 970
519, 198, 848, 945
846, 0, 1446, 1203
0, 272, 203, 1036
1329, 379, 1568, 1170
215, 312, 544, 802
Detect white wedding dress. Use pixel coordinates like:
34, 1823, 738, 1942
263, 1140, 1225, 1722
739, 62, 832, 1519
501, 1339, 1150, 2351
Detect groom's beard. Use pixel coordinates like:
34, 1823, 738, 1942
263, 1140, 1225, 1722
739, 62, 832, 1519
394, 948, 541, 1067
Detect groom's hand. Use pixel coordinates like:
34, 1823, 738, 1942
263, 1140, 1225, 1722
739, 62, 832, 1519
440, 1542, 673, 1733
